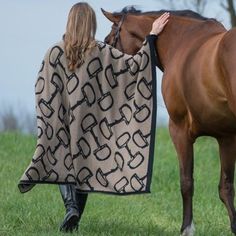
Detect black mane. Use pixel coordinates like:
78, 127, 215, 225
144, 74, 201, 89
114, 6, 217, 22
113, 6, 141, 14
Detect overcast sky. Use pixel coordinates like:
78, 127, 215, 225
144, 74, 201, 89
0, 0, 231, 125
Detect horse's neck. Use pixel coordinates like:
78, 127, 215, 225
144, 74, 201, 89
156, 16, 226, 69
132, 15, 204, 67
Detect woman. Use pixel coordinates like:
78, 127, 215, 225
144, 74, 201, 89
18, 2, 169, 233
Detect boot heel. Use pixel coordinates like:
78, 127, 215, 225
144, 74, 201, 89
59, 210, 79, 232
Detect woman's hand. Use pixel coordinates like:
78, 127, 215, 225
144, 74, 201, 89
150, 12, 170, 35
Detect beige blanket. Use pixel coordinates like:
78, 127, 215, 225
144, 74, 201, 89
18, 38, 157, 195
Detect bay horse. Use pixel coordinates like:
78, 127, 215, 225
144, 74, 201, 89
102, 7, 236, 236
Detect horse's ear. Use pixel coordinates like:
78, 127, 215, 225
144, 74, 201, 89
101, 8, 121, 23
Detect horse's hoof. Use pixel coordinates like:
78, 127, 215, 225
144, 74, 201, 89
181, 222, 195, 236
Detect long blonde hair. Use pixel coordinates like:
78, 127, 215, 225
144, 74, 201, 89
64, 2, 97, 71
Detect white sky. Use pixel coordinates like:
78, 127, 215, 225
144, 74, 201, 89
0, 0, 231, 124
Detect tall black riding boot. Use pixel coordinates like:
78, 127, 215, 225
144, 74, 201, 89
59, 184, 88, 233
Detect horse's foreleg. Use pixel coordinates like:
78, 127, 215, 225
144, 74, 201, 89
217, 136, 236, 235
169, 120, 195, 236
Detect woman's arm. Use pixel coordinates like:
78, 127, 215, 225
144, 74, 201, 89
146, 12, 170, 68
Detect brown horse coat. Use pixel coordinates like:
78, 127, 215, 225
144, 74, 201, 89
103, 8, 236, 235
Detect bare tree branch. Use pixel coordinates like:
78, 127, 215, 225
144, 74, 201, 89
157, 0, 236, 27
161, 0, 207, 13
220, 0, 230, 10
225, 0, 236, 26
0, 103, 37, 134
160, 0, 178, 10
0, 107, 21, 132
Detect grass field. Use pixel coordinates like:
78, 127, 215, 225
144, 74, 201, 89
0, 128, 234, 236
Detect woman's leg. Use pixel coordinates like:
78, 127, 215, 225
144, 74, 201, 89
59, 184, 88, 232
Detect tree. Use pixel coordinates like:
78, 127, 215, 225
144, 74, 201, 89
221, 0, 236, 26
183, 0, 207, 14
161, 0, 207, 13
0, 104, 36, 134
0, 107, 20, 132
160, 0, 236, 27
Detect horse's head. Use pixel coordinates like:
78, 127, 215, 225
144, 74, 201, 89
103, 7, 225, 72
102, 7, 152, 55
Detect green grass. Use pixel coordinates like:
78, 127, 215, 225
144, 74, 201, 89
0, 128, 233, 235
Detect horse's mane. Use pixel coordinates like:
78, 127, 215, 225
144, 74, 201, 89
113, 6, 218, 23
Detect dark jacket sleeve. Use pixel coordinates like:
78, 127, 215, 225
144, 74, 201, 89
146, 35, 158, 67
